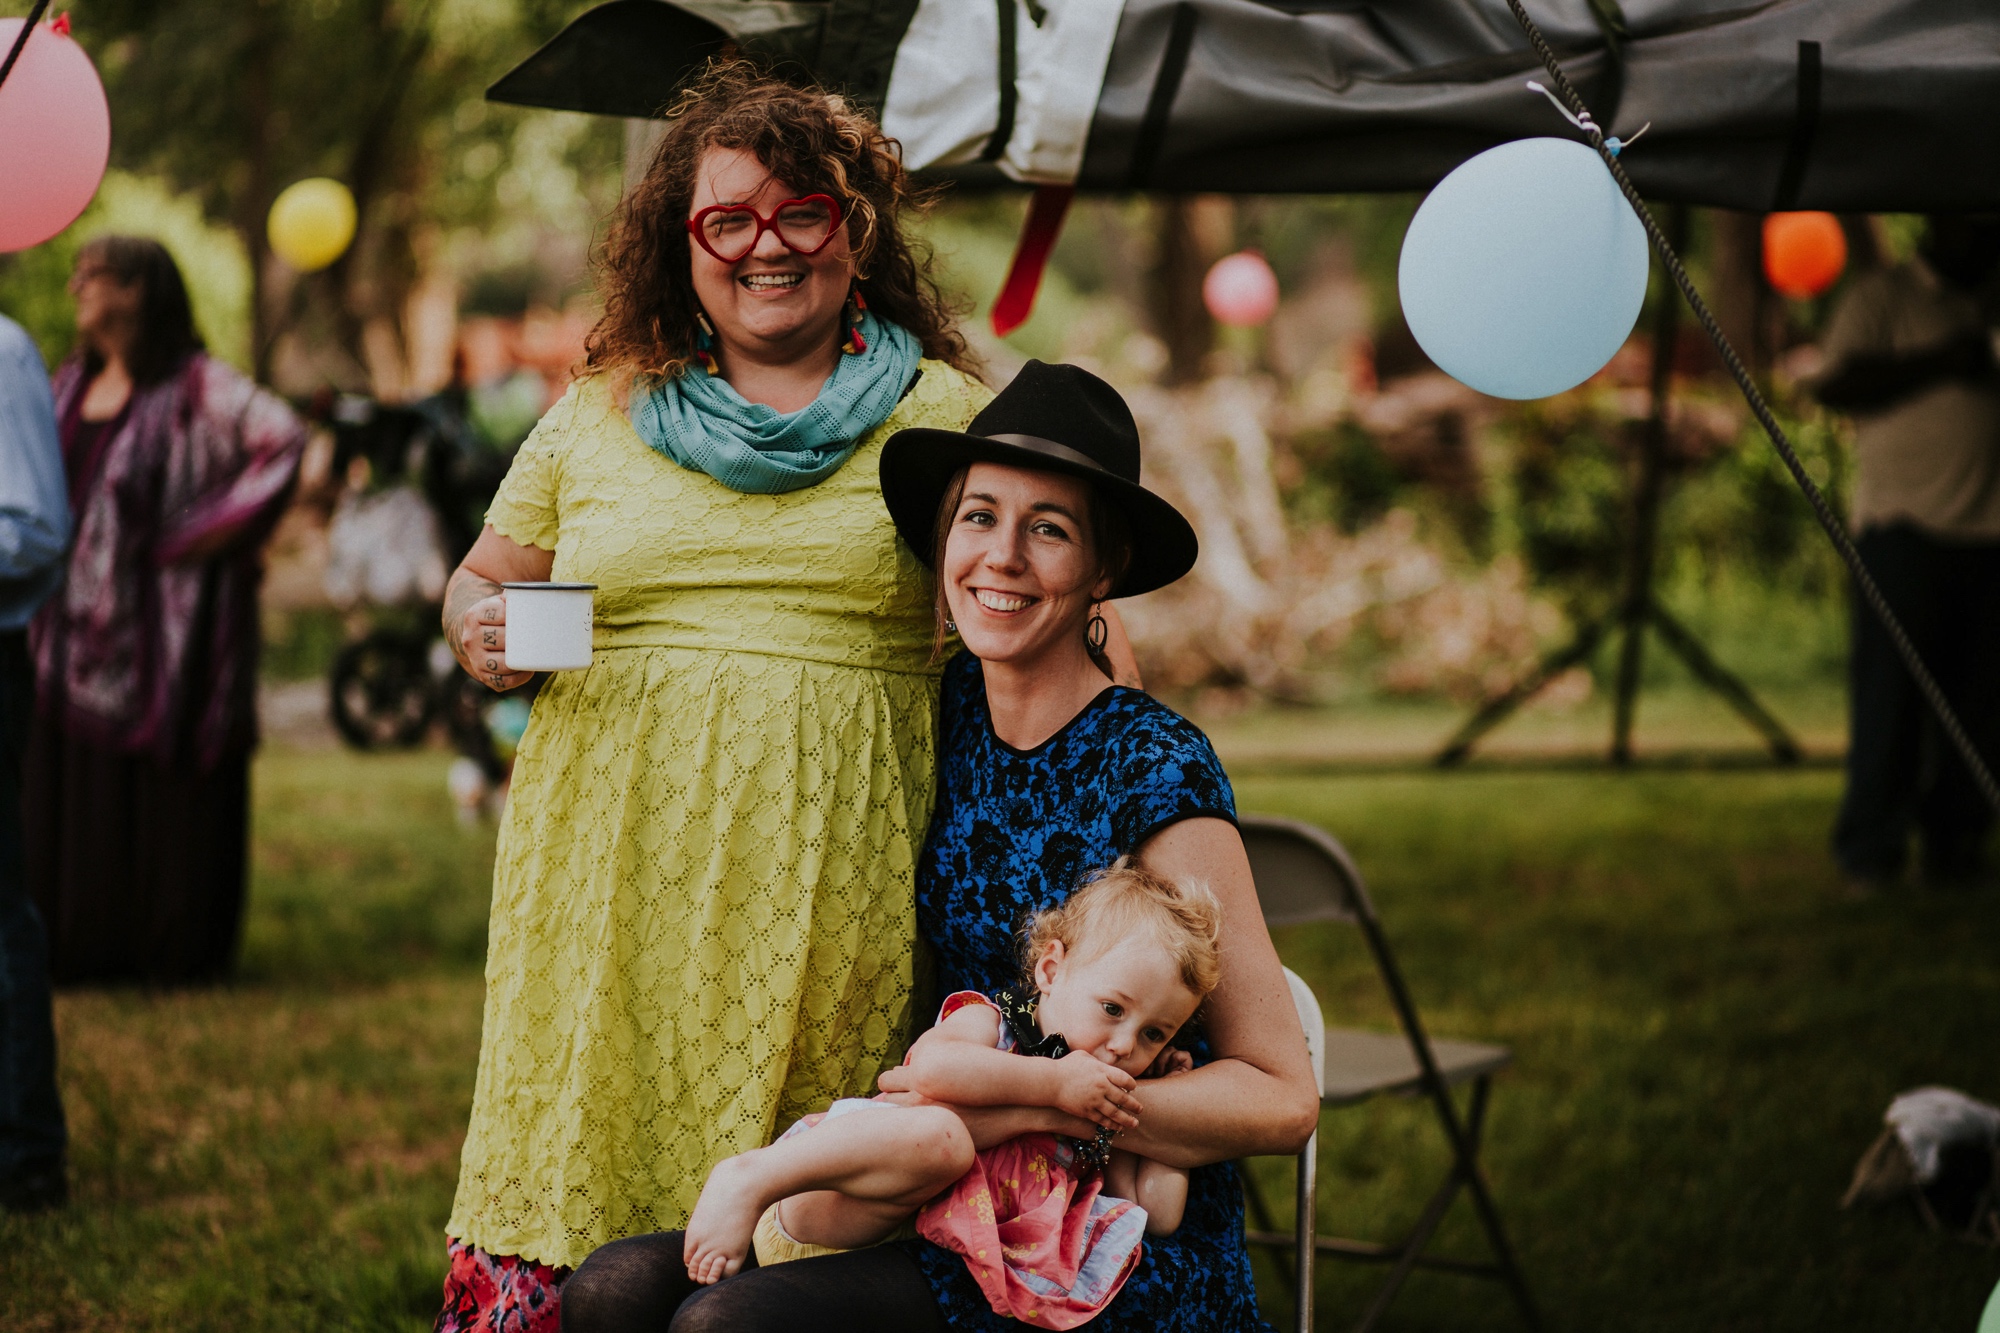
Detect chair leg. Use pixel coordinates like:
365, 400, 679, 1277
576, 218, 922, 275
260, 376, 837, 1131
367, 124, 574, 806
1351, 1154, 1467, 1333
1242, 1161, 1297, 1292
1350, 1076, 1537, 1333
1450, 1076, 1541, 1332
1296, 1133, 1317, 1333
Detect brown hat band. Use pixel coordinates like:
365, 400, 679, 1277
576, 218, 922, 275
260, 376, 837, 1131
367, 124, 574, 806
980, 433, 1117, 478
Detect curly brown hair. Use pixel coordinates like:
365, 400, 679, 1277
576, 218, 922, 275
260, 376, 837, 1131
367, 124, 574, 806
585, 61, 975, 388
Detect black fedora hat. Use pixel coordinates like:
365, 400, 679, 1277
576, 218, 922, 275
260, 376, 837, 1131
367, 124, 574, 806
880, 361, 1198, 598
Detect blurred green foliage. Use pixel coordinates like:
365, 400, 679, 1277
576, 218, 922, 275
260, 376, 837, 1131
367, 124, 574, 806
261, 607, 352, 682
1287, 420, 1408, 536
0, 172, 252, 368
0, 0, 620, 375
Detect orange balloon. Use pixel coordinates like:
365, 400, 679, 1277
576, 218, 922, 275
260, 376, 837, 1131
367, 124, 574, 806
1763, 211, 1847, 300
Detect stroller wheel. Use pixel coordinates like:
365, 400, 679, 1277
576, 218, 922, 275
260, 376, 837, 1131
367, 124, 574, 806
329, 630, 436, 749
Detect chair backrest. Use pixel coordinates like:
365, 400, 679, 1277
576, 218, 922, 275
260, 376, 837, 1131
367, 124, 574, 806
1238, 813, 1378, 927
1241, 814, 1454, 1111
1282, 966, 1326, 1098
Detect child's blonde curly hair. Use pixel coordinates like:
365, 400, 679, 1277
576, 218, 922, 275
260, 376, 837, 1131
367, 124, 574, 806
1023, 858, 1223, 1001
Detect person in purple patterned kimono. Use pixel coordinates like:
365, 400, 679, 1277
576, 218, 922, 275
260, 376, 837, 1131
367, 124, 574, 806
25, 236, 306, 986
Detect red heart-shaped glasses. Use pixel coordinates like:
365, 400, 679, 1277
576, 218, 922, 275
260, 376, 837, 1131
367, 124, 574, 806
686, 195, 844, 264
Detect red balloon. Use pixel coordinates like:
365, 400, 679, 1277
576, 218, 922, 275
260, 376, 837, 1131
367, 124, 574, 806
0, 17, 111, 253
1203, 250, 1280, 327
1763, 211, 1847, 300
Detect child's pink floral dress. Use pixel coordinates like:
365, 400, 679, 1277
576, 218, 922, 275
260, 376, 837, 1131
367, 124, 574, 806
912, 992, 1148, 1329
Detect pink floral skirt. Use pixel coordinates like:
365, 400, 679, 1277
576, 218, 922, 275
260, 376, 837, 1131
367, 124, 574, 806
435, 1238, 568, 1333
916, 1131, 1147, 1330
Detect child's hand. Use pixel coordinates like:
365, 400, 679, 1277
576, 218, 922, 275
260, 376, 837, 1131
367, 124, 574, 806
1050, 1050, 1140, 1129
1144, 1048, 1194, 1080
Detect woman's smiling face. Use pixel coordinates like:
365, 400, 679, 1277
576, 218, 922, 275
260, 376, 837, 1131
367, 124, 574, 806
942, 462, 1112, 669
687, 145, 855, 360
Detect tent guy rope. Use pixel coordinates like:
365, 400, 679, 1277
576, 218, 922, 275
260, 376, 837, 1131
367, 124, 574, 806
0, 0, 54, 95
1504, 0, 2000, 815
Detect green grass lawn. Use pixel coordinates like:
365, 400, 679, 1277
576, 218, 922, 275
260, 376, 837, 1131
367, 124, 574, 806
7, 743, 1997, 1329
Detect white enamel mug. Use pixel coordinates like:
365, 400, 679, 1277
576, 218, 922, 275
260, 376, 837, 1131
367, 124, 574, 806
502, 582, 597, 671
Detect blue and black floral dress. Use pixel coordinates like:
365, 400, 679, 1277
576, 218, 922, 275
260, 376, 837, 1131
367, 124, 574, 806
903, 651, 1267, 1333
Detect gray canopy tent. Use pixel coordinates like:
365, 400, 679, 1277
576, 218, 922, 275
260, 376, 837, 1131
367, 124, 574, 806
489, 0, 2000, 210
487, 0, 2000, 788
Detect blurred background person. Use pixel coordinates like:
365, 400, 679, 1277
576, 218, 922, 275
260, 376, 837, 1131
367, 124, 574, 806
25, 238, 307, 984
0, 311, 71, 1212
1816, 216, 2000, 891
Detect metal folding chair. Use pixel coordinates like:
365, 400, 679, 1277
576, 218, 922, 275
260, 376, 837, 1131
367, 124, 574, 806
1269, 965, 1326, 1333
1238, 813, 1539, 1332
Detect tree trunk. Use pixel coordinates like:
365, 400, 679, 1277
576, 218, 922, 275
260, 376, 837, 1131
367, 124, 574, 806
1708, 210, 1772, 375
243, 10, 277, 382
331, 6, 433, 396
625, 118, 667, 196
1148, 198, 1216, 386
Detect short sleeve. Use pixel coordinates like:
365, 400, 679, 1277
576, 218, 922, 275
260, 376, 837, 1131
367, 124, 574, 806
485, 384, 580, 551
935, 990, 1003, 1030
1106, 702, 1237, 854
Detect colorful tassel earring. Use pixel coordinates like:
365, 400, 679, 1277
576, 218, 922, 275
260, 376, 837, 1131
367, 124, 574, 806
695, 310, 720, 375
842, 286, 868, 356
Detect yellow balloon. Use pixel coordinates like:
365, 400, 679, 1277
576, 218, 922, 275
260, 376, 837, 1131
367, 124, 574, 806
267, 177, 356, 272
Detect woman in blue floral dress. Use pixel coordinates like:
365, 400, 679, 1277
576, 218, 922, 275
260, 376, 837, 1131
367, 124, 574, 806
561, 362, 1320, 1332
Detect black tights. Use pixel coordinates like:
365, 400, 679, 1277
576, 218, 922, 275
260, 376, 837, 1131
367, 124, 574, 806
558, 1231, 945, 1333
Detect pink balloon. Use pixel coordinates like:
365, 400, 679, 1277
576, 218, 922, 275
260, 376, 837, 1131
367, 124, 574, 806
0, 18, 111, 253
1203, 250, 1280, 327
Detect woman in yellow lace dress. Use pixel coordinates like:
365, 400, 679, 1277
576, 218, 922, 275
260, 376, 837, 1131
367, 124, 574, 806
431, 68, 991, 1329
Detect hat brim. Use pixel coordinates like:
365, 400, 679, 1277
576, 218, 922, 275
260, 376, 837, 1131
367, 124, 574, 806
880, 428, 1199, 599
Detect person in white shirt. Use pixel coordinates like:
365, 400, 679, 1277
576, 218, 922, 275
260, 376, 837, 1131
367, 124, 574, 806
1815, 217, 2000, 891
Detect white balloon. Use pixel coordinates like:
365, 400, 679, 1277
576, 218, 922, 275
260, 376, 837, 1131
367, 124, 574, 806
1398, 137, 1649, 400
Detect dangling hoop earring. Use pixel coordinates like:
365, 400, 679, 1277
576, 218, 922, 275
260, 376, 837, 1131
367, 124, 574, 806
694, 309, 720, 376
1085, 604, 1109, 655
842, 285, 868, 356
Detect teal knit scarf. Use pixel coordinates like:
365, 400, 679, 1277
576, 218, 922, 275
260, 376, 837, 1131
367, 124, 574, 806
627, 311, 921, 494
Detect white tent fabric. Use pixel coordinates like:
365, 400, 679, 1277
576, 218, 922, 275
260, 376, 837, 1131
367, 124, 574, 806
880, 0, 1123, 183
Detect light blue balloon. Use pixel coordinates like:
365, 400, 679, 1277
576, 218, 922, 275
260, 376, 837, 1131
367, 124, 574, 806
1398, 137, 1650, 400
1979, 1275, 2000, 1333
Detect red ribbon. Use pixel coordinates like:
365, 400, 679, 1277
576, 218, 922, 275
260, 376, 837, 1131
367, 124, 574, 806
990, 184, 1076, 338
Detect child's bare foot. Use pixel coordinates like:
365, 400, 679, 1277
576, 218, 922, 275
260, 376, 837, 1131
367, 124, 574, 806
683, 1154, 773, 1285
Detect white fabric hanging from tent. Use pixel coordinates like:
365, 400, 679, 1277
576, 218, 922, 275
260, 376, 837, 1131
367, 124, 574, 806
880, 0, 1124, 184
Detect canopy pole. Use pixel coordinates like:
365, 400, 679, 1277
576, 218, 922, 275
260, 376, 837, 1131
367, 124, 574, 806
1438, 206, 1802, 768
1488, 0, 1999, 809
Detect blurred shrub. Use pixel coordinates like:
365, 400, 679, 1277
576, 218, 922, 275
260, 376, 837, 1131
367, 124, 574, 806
0, 170, 252, 369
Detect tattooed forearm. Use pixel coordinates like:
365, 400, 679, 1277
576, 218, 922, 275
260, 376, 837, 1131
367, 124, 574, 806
444, 568, 502, 671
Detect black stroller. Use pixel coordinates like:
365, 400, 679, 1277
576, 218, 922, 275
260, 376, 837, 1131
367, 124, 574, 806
311, 386, 542, 785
